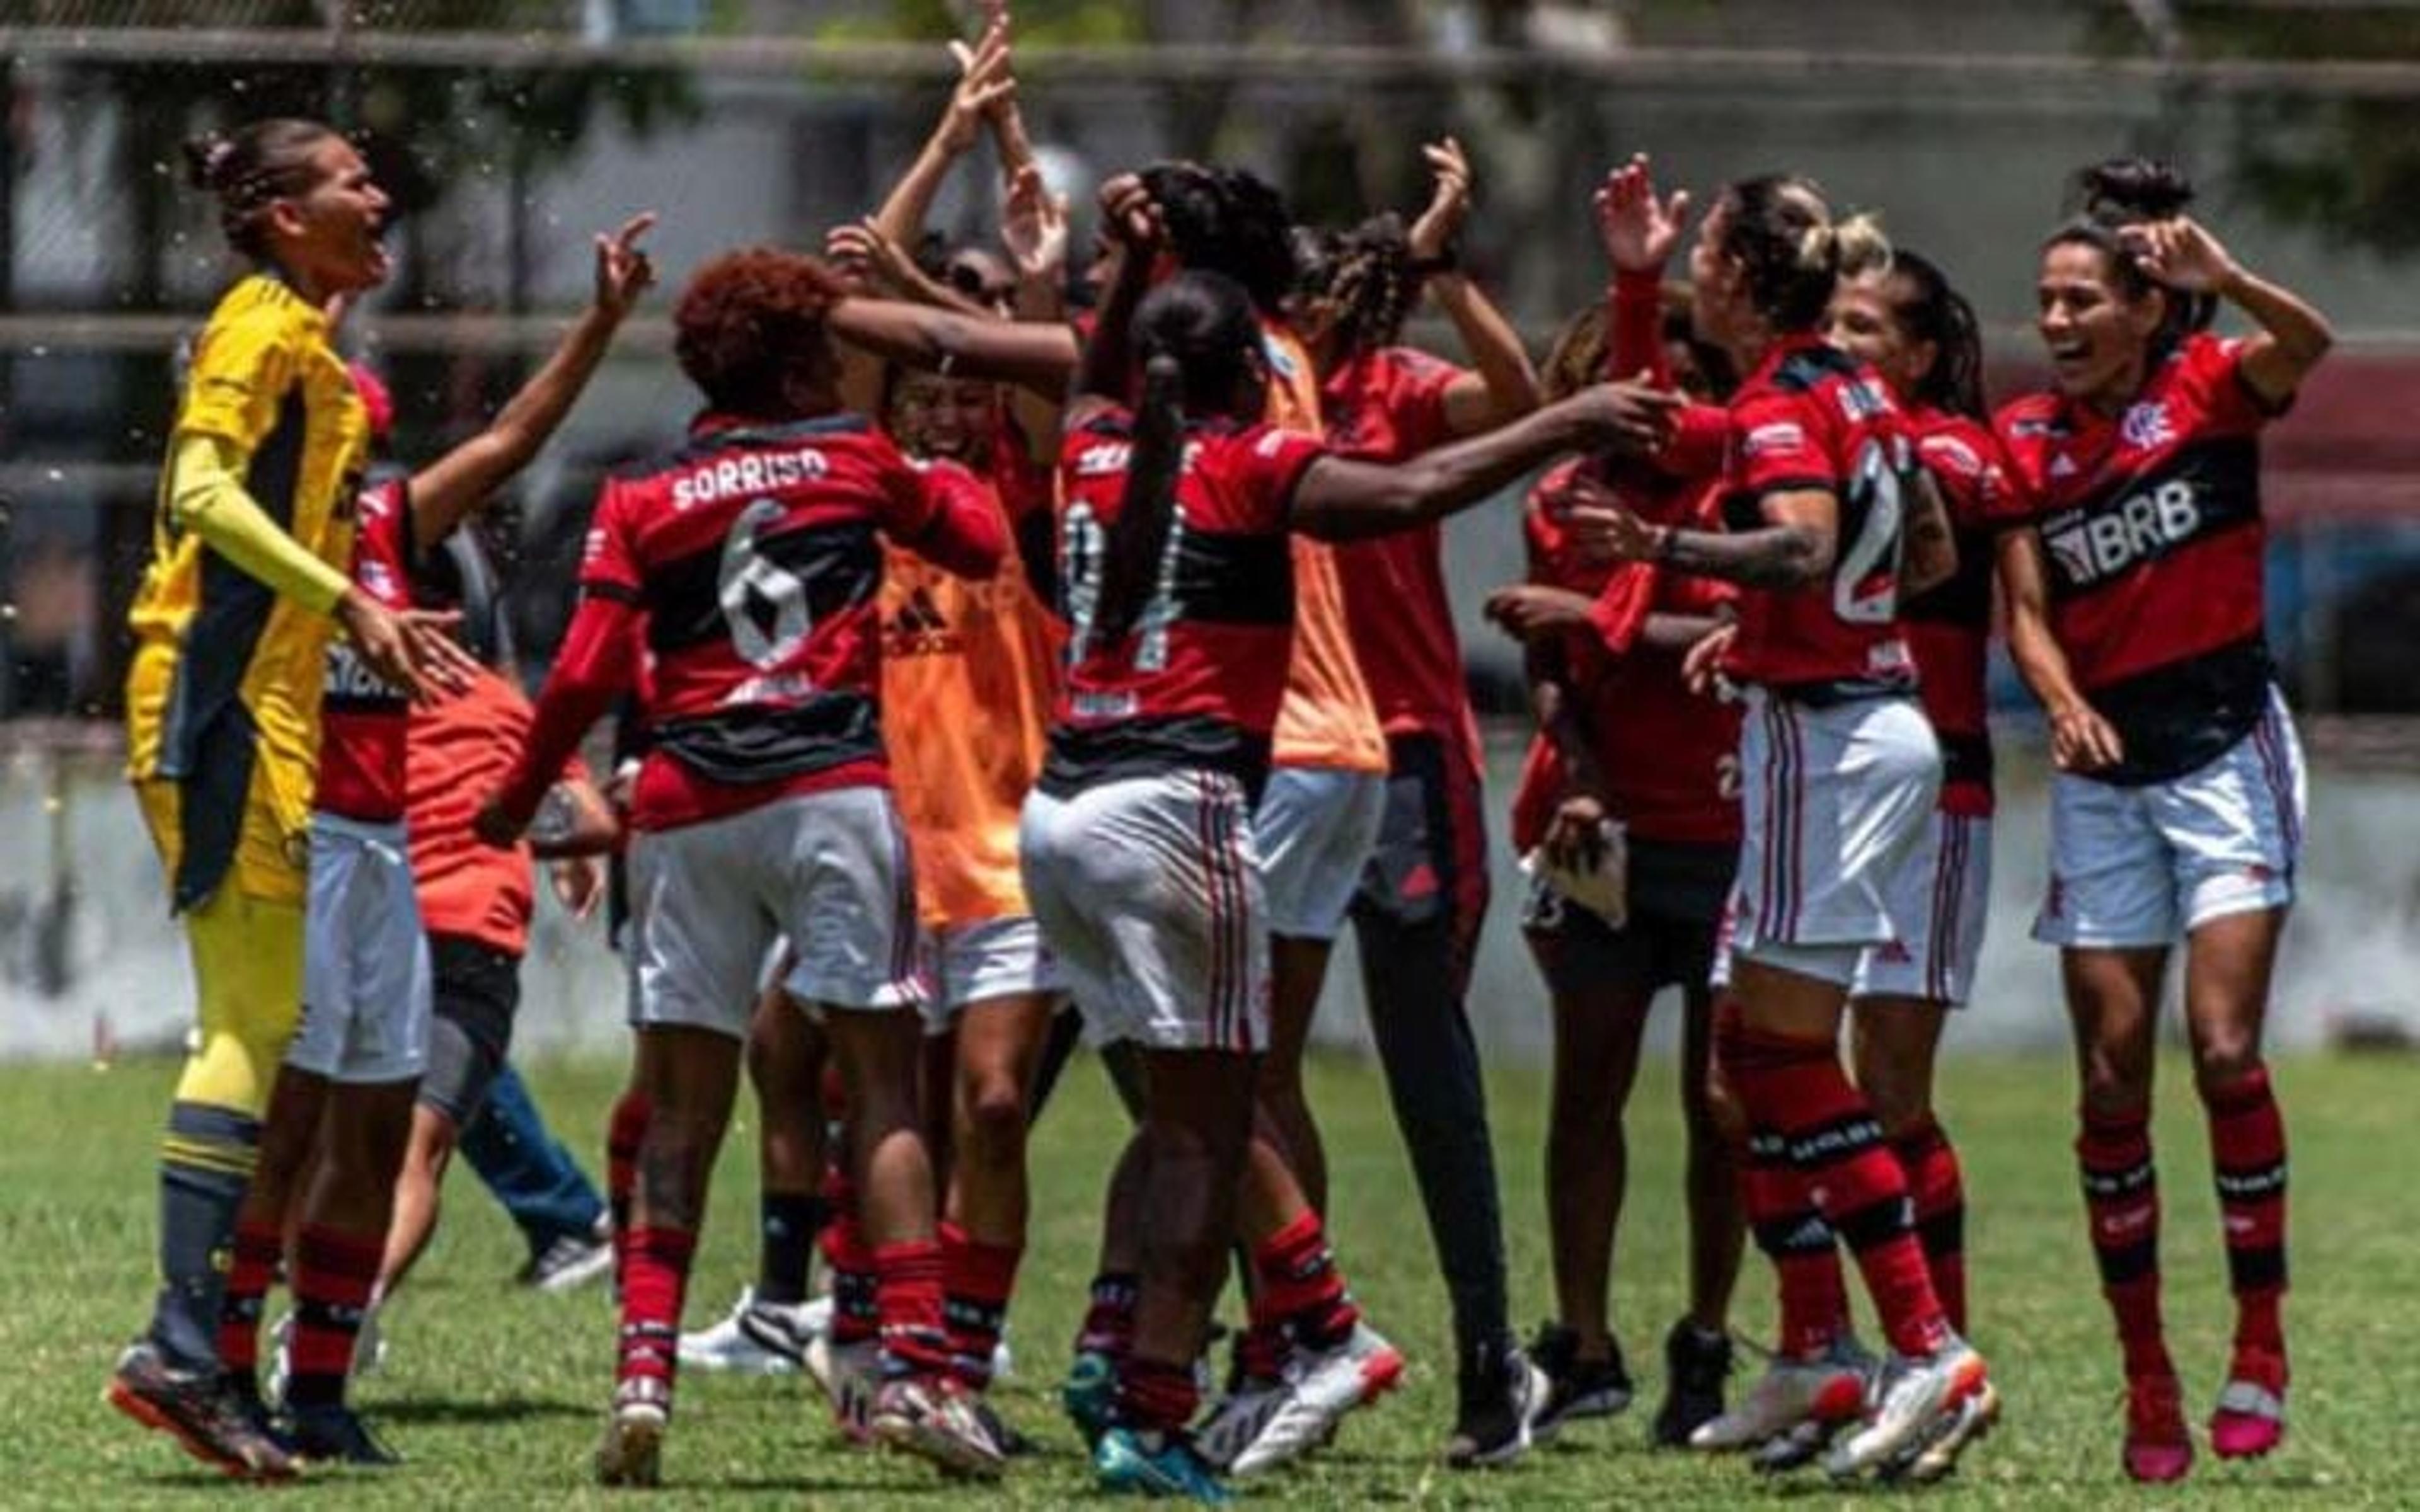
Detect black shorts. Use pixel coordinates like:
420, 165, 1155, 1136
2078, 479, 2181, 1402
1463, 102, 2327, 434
1521, 838, 1736, 1000
418, 933, 523, 1126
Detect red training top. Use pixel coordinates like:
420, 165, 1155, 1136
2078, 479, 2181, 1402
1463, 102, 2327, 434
1323, 345, 1483, 759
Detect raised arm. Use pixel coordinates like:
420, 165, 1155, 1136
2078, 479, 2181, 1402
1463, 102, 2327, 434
1291, 381, 1678, 540
2122, 217, 2331, 410
826, 296, 1078, 397
476, 593, 638, 843
409, 214, 654, 553
1407, 138, 1540, 434
868, 19, 1017, 251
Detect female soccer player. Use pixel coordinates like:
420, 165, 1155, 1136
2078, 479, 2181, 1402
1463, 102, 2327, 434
1693, 244, 2019, 1480
1020, 177, 1674, 1500
112, 117, 435, 1480
1995, 159, 2331, 1483
1485, 154, 1745, 1447
1575, 172, 1990, 1481
215, 220, 649, 1464
1217, 136, 1550, 1469
477, 246, 1011, 1486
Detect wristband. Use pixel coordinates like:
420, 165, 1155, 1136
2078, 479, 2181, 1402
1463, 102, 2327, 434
1410, 241, 1461, 278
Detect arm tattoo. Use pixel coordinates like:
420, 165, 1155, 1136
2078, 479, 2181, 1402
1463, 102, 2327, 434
1659, 524, 1828, 590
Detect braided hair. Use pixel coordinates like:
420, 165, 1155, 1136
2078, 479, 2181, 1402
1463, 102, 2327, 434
1139, 162, 1299, 318
182, 118, 342, 261
1293, 214, 1422, 359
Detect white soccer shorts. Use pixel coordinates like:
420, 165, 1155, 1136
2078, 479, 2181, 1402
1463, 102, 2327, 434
1255, 764, 1385, 942
293, 813, 432, 1084
1851, 810, 1993, 1006
2034, 686, 2306, 949
624, 787, 923, 1037
916, 915, 1063, 1029
1723, 688, 1943, 988
1019, 770, 1269, 1054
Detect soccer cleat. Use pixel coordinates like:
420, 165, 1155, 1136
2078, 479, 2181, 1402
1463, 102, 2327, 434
1226, 1322, 1406, 1475
2123, 1371, 2193, 1483
521, 1221, 616, 1294
1652, 1319, 1734, 1448
1894, 1376, 2002, 1484
1751, 1415, 1843, 1474
1063, 1348, 1120, 1451
869, 1376, 1006, 1480
1823, 1337, 1988, 1481
283, 1402, 402, 1467
1444, 1337, 1550, 1469
969, 1395, 1034, 1457
804, 1333, 881, 1444
2210, 1348, 2287, 1460
594, 1377, 669, 1487
1095, 1425, 1233, 1503
104, 1341, 298, 1481
1688, 1336, 1872, 1452
1528, 1322, 1634, 1442
1195, 1371, 1288, 1471
677, 1286, 813, 1375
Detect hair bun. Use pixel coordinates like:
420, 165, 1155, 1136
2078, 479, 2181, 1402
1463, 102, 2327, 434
181, 133, 236, 190
2077, 157, 2196, 222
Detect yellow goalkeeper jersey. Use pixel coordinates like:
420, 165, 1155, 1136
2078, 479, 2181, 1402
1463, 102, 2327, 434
125, 273, 370, 908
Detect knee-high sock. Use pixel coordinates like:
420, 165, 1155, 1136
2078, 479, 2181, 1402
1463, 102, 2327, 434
1894, 1116, 1968, 1335
1722, 1021, 1947, 1358
2203, 1068, 2287, 1361
2078, 1104, 2169, 1378
151, 1101, 263, 1371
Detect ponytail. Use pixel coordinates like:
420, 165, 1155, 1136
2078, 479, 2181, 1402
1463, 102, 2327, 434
1883, 249, 1987, 421
1093, 353, 1186, 646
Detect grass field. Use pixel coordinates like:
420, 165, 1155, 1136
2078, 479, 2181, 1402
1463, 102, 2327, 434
13, 1046, 2419, 1508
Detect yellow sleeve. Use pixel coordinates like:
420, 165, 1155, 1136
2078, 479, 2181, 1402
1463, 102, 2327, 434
178, 303, 301, 451
168, 432, 354, 616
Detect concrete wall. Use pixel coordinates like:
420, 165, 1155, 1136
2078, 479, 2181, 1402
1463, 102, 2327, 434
9, 724, 2414, 1065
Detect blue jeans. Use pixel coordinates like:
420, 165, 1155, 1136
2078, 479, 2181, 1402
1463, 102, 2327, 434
458, 1062, 606, 1257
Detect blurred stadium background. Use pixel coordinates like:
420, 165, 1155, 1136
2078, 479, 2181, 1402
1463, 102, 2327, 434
5, 0, 2420, 1060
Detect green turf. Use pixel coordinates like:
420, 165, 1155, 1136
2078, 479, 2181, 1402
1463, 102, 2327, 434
13, 1048, 2416, 1507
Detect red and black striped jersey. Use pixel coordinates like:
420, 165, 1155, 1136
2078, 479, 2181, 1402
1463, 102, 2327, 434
1323, 346, 1480, 754
564, 412, 1002, 830
1719, 334, 1919, 696
316, 476, 413, 823
1040, 408, 1327, 796
1901, 409, 2027, 816
1994, 333, 2279, 783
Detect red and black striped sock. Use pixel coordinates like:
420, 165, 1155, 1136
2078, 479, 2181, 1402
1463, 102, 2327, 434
618, 1224, 694, 1400
216, 1218, 282, 1382
2077, 1104, 2170, 1378
1248, 1210, 1360, 1354
1725, 1021, 1947, 1358
819, 1185, 880, 1348
1741, 1130, 1847, 1356
1894, 1116, 1968, 1334
874, 1239, 952, 1379
285, 1224, 381, 1409
1076, 1272, 1141, 1360
2203, 1067, 2288, 1362
1116, 1353, 1201, 1436
940, 1222, 1022, 1392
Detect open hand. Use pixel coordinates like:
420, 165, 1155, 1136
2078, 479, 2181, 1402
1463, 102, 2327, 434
1001, 164, 1069, 282
1593, 153, 1691, 276
1408, 137, 1473, 265
2118, 216, 2238, 295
